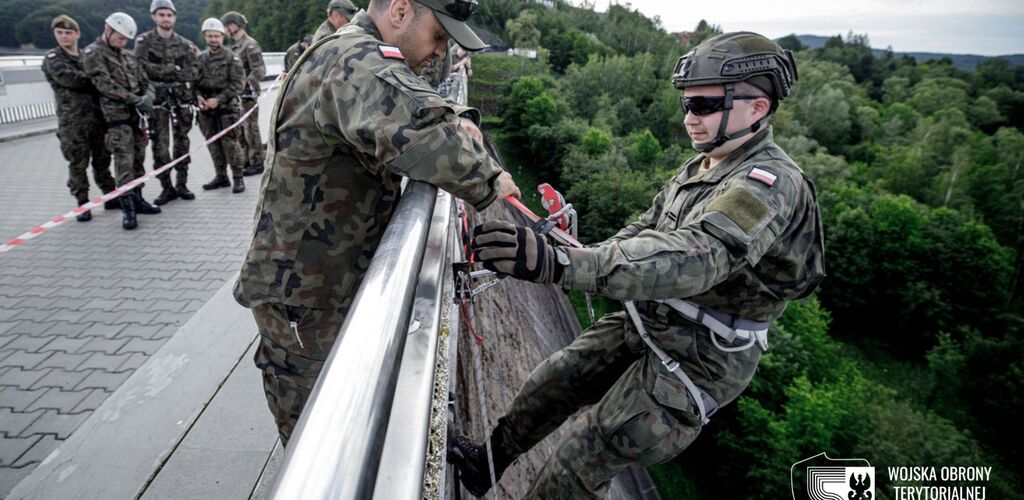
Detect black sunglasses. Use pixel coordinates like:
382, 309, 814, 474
680, 95, 763, 116
444, 0, 478, 21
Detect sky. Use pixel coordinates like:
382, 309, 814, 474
579, 0, 1024, 56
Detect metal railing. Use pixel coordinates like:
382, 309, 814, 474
0, 101, 55, 125
269, 69, 468, 500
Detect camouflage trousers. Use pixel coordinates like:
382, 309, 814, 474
57, 122, 114, 201
251, 302, 348, 445
237, 98, 264, 167
492, 310, 761, 499
149, 104, 194, 187
104, 124, 147, 187
197, 110, 244, 178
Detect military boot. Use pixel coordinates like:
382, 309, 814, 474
75, 199, 92, 222
241, 163, 264, 176
154, 178, 177, 206
103, 191, 121, 210
121, 194, 137, 230
133, 187, 162, 215
232, 176, 245, 193
176, 183, 195, 201
203, 174, 231, 190
447, 434, 515, 497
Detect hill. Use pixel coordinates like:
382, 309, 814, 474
794, 34, 1023, 71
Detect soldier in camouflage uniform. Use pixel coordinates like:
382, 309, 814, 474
282, 35, 311, 75
449, 32, 826, 499
233, 0, 513, 445
83, 12, 162, 230
220, 11, 266, 177
41, 15, 118, 222
311, 0, 358, 44
195, 18, 247, 194
135, 0, 200, 206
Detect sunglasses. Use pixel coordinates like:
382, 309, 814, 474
680, 95, 763, 116
444, 0, 478, 21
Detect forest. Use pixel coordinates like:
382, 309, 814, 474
462, 2, 1023, 499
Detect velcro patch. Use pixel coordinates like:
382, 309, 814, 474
748, 167, 777, 187
83, 48, 92, 55
706, 186, 771, 235
46, 52, 56, 59
136, 36, 145, 43
378, 45, 404, 60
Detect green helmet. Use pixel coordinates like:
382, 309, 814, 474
672, 31, 798, 153
327, 0, 358, 17
220, 11, 247, 28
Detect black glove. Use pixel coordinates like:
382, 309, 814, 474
472, 220, 564, 284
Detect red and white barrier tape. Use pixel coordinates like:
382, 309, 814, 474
0, 78, 283, 254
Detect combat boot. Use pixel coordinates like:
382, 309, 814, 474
447, 434, 515, 497
232, 176, 245, 193
176, 183, 195, 201
75, 199, 92, 222
241, 163, 264, 176
203, 174, 231, 190
103, 191, 121, 210
133, 187, 162, 215
121, 194, 137, 230
154, 182, 178, 206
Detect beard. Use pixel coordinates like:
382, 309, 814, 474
394, 11, 431, 75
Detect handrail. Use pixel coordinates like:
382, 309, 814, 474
269, 70, 468, 499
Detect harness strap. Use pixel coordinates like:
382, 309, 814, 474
659, 299, 770, 351
625, 300, 718, 425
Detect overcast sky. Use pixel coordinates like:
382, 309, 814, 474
580, 0, 1024, 56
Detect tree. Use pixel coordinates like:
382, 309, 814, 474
776, 33, 805, 52
506, 10, 541, 49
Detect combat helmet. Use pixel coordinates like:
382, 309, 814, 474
201, 18, 225, 34
105, 12, 137, 39
672, 32, 798, 152
150, 0, 176, 14
220, 11, 247, 28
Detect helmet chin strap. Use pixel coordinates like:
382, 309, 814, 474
692, 83, 771, 154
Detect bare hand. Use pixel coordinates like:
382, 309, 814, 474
206, 98, 220, 109
495, 170, 521, 200
197, 96, 207, 110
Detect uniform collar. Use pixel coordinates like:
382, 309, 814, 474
682, 127, 774, 186
351, 11, 383, 42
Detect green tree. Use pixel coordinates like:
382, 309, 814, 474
506, 10, 541, 49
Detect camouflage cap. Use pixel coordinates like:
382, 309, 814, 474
412, 0, 486, 51
327, 0, 358, 16
51, 14, 79, 32
673, 31, 798, 110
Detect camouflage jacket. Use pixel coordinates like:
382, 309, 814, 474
41, 47, 104, 128
82, 37, 149, 123
229, 33, 265, 98
562, 128, 826, 323
311, 19, 337, 44
234, 11, 504, 310
134, 30, 199, 103
196, 47, 244, 113
283, 41, 304, 74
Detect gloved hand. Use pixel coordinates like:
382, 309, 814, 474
472, 220, 564, 284
127, 93, 154, 114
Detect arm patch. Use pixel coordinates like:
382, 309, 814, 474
706, 186, 771, 235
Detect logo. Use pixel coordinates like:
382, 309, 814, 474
792, 452, 875, 500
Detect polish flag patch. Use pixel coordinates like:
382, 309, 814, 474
378, 45, 404, 60
748, 167, 777, 187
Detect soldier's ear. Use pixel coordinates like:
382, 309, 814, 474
388, 0, 414, 26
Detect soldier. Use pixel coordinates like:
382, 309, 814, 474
449, 32, 826, 499
219, 11, 266, 177
135, 0, 200, 206
233, 0, 517, 445
41, 15, 118, 222
283, 35, 311, 75
195, 18, 247, 194
311, 0, 358, 44
83, 12, 162, 230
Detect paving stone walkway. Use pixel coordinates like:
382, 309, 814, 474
0, 94, 275, 496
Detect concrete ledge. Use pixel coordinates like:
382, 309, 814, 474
0, 118, 56, 143
8, 274, 260, 500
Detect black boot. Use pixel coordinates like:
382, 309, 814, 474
154, 181, 177, 206
103, 192, 121, 210
121, 194, 137, 230
203, 174, 231, 190
232, 176, 245, 193
176, 183, 195, 200
241, 163, 264, 176
447, 434, 515, 497
133, 187, 162, 215
75, 199, 92, 222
